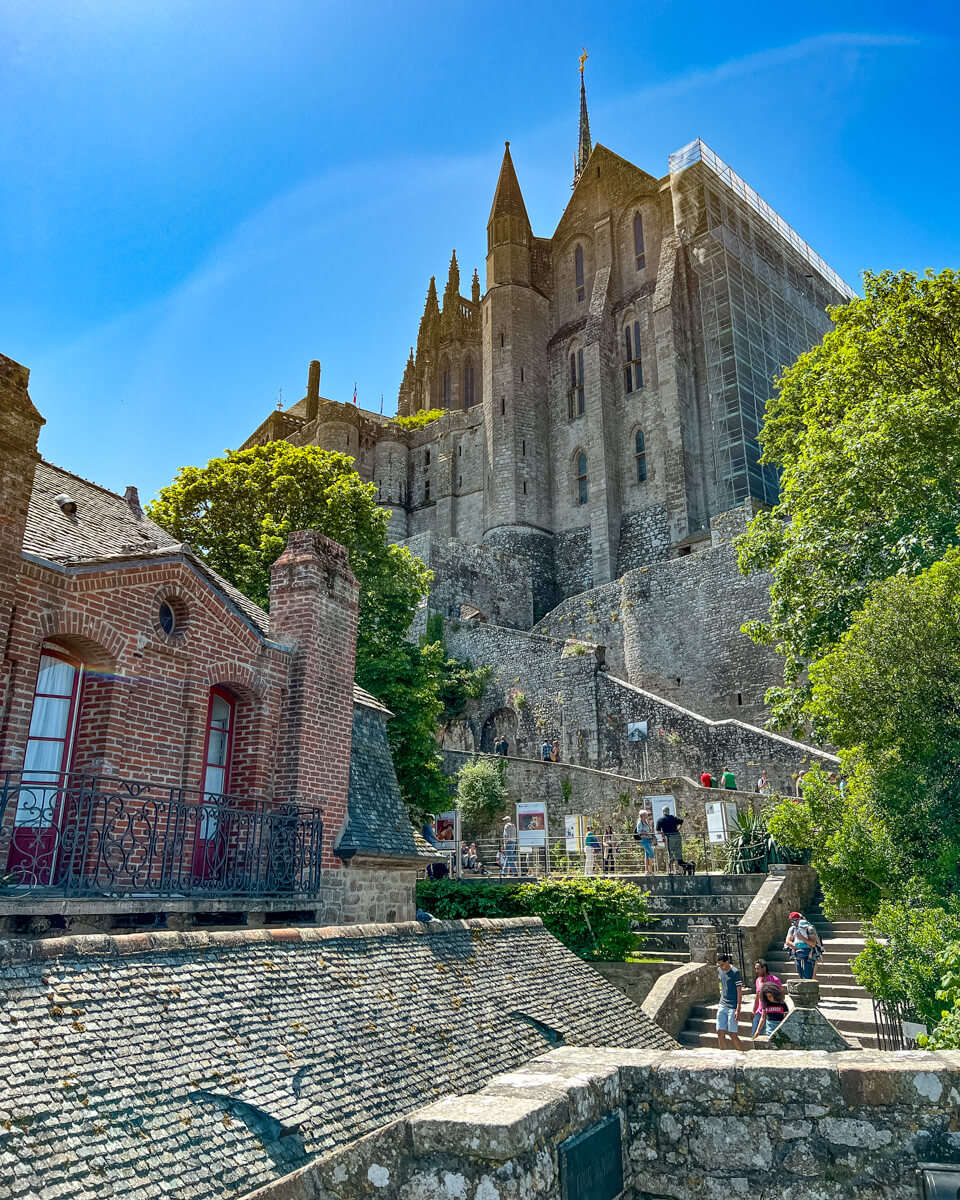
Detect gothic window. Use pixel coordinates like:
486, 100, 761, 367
568, 349, 585, 419
634, 212, 645, 271
463, 360, 475, 407
623, 320, 643, 393
635, 428, 647, 483
575, 244, 585, 302
575, 452, 588, 506
442, 368, 451, 408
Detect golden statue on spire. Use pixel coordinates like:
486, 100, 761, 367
579, 46, 588, 75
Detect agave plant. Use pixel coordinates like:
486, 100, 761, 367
723, 812, 802, 874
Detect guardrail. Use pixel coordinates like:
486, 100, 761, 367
0, 771, 325, 900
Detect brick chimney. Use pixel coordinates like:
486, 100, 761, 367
0, 355, 44, 698
269, 531, 359, 863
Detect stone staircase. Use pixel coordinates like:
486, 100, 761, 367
637, 874, 766, 967
678, 900, 876, 1048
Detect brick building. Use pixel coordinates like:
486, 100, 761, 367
0, 353, 429, 937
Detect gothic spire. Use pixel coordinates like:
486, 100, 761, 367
574, 47, 592, 186
471, 268, 481, 306
443, 250, 460, 310
488, 142, 531, 229
423, 275, 439, 320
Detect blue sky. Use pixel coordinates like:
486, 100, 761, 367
2, 0, 957, 500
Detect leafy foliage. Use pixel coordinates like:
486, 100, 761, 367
455, 756, 507, 839
423, 612, 491, 724
721, 810, 803, 874
918, 943, 960, 1049
414, 876, 650, 961
737, 269, 960, 733
392, 408, 445, 429
148, 441, 448, 813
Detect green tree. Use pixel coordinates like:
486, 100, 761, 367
737, 269, 960, 732
148, 441, 447, 813
455, 756, 507, 839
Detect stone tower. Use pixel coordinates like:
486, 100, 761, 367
481, 143, 555, 617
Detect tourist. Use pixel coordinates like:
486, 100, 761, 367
584, 824, 600, 876
720, 766, 737, 790
750, 958, 782, 1037
655, 806, 684, 875
635, 808, 656, 875
785, 911, 820, 979
501, 814, 518, 877
755, 770, 770, 794
602, 825, 618, 874
758, 980, 788, 1036
551, 739, 560, 762
700, 770, 713, 789
795, 770, 806, 799
421, 818, 442, 848
541, 738, 552, 761
715, 953, 743, 1050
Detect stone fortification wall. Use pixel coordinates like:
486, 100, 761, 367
0, 918, 673, 1200
441, 619, 835, 791
244, 1045, 960, 1200
534, 505, 780, 722
402, 533, 534, 633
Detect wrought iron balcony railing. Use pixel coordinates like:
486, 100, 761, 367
0, 771, 324, 901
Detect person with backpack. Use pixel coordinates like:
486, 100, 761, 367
785, 911, 821, 979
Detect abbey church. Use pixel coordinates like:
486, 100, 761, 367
243, 72, 852, 769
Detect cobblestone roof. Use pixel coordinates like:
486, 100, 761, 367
0, 919, 675, 1200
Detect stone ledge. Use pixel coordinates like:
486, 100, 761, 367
0, 915, 545, 963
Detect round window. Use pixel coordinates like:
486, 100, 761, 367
158, 601, 177, 636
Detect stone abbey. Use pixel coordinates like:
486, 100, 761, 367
245, 77, 853, 632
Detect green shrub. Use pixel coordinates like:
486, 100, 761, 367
414, 876, 649, 961
455, 756, 507, 839
393, 408, 444, 429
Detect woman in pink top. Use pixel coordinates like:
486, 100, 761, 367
751, 958, 782, 1037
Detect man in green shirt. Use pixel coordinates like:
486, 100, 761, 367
721, 767, 737, 790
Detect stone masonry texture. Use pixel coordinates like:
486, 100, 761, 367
0, 918, 675, 1200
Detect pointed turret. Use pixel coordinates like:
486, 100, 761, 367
487, 143, 532, 287
443, 250, 461, 311
423, 275, 439, 321
573, 54, 592, 185
471, 268, 481, 306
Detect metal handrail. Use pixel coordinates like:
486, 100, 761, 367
0, 771, 324, 901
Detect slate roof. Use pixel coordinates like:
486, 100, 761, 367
0, 920, 676, 1200
340, 704, 426, 861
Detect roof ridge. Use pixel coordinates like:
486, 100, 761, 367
0, 916, 543, 964
38, 458, 143, 505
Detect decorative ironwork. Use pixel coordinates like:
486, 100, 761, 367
713, 918, 747, 979
0, 771, 324, 901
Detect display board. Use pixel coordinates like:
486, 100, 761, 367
516, 801, 548, 847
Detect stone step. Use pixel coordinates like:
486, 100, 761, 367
639, 932, 689, 951
642, 912, 748, 934
639, 875, 766, 898
677, 1028, 881, 1051
645, 894, 754, 914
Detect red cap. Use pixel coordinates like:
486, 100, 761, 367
789, 911, 802, 920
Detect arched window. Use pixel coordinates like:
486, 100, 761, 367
442, 368, 451, 408
623, 320, 643, 393
576, 452, 588, 506
575, 245, 585, 303
463, 360, 475, 407
633, 212, 645, 271
568, 349, 585, 418
635, 429, 647, 483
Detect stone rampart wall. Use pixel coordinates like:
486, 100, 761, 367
244, 1045, 960, 1200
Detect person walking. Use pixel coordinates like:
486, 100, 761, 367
700, 770, 713, 789
602, 825, 618, 874
785, 911, 820, 979
655, 806, 684, 875
550, 739, 560, 762
635, 808, 656, 875
540, 738, 552, 762
720, 766, 737, 790
750, 958, 782, 1038
715, 953, 743, 1050
755, 770, 770, 795
758, 980, 788, 1037
501, 814, 519, 877
583, 824, 600, 876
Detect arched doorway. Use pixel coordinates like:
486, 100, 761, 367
480, 708, 518, 754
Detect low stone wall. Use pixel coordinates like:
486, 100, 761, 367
592, 960, 682, 1008
242, 1045, 960, 1200
736, 862, 819, 969
640, 961, 716, 1039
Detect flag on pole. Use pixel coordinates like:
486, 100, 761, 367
353, 382, 358, 406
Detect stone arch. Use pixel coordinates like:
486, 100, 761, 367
38, 612, 123, 667
480, 707, 518, 753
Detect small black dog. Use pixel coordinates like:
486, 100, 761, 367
678, 858, 697, 876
